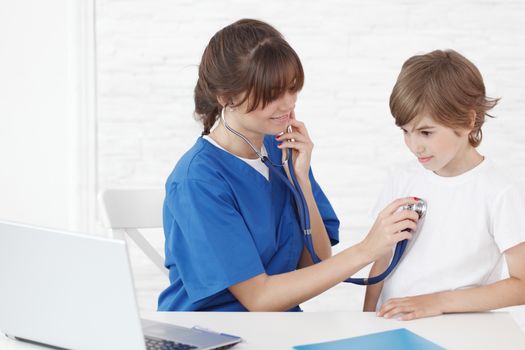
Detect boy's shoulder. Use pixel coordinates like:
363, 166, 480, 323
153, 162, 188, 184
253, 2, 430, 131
477, 158, 519, 192
382, 158, 519, 194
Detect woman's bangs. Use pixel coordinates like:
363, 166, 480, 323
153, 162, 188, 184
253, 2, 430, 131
245, 43, 304, 111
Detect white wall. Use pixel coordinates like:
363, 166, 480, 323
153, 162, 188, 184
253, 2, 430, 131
95, 0, 525, 328
96, 0, 525, 238
0, 0, 95, 231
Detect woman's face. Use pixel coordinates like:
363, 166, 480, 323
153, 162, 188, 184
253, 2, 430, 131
228, 91, 298, 136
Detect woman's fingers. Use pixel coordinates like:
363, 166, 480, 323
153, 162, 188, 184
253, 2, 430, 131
392, 219, 417, 233
276, 116, 313, 154
381, 197, 419, 217
389, 211, 420, 230
277, 131, 307, 144
277, 140, 308, 152
393, 230, 413, 243
288, 117, 311, 139
390, 209, 420, 223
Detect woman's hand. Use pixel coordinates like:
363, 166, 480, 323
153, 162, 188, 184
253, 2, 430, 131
276, 111, 313, 182
361, 197, 420, 261
377, 293, 444, 320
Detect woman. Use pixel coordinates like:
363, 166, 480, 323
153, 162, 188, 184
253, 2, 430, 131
158, 19, 419, 311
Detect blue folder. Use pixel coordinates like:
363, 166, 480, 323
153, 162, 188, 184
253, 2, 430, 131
293, 328, 445, 350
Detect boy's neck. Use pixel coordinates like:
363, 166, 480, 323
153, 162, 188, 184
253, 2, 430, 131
434, 147, 484, 177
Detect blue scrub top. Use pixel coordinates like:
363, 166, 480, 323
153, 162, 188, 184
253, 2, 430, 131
158, 135, 339, 311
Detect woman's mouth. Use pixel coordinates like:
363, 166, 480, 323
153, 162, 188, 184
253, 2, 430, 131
270, 113, 290, 125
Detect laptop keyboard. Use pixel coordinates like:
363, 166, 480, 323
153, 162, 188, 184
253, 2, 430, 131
145, 336, 197, 350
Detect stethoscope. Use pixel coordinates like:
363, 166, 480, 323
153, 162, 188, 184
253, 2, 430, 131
221, 107, 426, 285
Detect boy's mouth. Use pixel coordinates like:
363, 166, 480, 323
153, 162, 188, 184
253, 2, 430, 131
418, 156, 433, 163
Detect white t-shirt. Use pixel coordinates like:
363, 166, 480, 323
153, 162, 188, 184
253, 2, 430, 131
373, 159, 525, 309
202, 135, 269, 180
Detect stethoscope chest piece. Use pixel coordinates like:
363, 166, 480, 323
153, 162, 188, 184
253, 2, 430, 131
402, 199, 427, 219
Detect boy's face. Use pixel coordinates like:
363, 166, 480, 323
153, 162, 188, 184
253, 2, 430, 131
400, 114, 474, 177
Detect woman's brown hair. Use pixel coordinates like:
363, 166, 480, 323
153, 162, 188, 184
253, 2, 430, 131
194, 19, 304, 135
389, 49, 499, 147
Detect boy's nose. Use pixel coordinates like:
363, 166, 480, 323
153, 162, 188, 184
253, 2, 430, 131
407, 138, 424, 155
414, 144, 425, 154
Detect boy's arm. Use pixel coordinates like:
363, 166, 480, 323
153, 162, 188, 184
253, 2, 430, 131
363, 254, 391, 311
377, 242, 525, 320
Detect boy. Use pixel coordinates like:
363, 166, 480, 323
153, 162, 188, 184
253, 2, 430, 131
364, 49, 525, 320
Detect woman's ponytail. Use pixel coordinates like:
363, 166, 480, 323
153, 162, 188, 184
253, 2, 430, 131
194, 77, 219, 135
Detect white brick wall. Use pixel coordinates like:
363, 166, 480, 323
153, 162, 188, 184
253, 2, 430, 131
95, 0, 525, 327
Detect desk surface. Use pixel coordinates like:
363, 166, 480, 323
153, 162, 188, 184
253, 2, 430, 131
149, 311, 525, 349
1, 311, 525, 350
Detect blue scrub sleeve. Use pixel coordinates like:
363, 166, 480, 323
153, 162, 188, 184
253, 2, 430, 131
309, 169, 340, 246
165, 179, 266, 303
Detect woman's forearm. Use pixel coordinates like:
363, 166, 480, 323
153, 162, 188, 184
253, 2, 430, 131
230, 196, 420, 311
232, 243, 372, 311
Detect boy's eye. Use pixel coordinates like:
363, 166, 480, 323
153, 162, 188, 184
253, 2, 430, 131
421, 131, 432, 136
401, 129, 408, 134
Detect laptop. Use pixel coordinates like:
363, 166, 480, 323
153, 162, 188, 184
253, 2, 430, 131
0, 221, 242, 350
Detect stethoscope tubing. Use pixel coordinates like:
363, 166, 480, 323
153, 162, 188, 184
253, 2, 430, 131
284, 148, 408, 285
220, 109, 407, 285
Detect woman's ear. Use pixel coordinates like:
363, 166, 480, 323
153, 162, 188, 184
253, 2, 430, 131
216, 95, 228, 108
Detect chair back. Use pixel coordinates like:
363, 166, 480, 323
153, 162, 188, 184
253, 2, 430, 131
99, 188, 168, 276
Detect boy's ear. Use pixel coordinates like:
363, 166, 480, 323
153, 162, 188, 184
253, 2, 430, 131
467, 109, 476, 130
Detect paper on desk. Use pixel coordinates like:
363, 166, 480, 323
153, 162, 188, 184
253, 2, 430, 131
293, 328, 445, 350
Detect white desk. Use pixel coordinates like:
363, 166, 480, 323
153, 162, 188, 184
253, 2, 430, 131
146, 311, 525, 349
1, 311, 525, 349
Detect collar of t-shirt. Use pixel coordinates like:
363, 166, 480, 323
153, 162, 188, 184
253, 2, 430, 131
202, 135, 270, 181
423, 157, 490, 186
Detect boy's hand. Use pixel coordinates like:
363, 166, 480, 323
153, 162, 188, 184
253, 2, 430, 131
377, 293, 444, 320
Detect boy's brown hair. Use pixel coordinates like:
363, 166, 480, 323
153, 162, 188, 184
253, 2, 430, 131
389, 49, 499, 147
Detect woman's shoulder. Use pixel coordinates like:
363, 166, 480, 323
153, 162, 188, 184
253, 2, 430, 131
167, 137, 225, 185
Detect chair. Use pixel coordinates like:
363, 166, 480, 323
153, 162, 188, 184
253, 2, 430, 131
99, 188, 168, 277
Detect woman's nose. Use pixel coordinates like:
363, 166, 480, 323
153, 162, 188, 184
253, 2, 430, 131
281, 92, 297, 110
